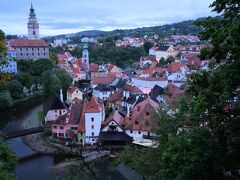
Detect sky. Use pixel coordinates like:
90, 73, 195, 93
0, 0, 215, 36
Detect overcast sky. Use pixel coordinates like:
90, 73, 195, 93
0, 0, 215, 36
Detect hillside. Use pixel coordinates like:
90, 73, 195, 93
45, 18, 204, 40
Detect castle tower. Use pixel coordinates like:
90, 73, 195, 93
82, 43, 89, 70
27, 3, 39, 39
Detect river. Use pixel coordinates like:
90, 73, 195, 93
0, 99, 127, 180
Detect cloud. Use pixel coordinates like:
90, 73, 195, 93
0, 0, 214, 36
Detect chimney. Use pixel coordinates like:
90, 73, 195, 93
66, 114, 69, 124
125, 91, 130, 99
126, 105, 130, 117
60, 88, 63, 102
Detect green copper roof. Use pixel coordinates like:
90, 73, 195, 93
83, 43, 88, 49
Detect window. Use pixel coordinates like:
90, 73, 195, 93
71, 127, 77, 130
32, 48, 34, 51
130, 130, 133, 133
92, 138, 95, 141
60, 126, 64, 130
146, 111, 150, 116
44, 53, 45, 56
43, 48, 45, 50
33, 31, 35, 35
53, 126, 57, 129
20, 53, 22, 56
26, 48, 28, 51
38, 53, 40, 56
91, 132, 94, 136
55, 110, 57, 113
26, 53, 28, 56
32, 53, 34, 56
138, 131, 141, 134
147, 132, 150, 136
91, 125, 94, 129
20, 48, 22, 51
91, 118, 94, 122
59, 133, 64, 137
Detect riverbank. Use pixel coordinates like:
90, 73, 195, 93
20, 103, 61, 154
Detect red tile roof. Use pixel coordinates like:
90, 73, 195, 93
133, 76, 167, 81
123, 84, 143, 94
102, 111, 125, 126
167, 62, 187, 73
124, 97, 159, 131
89, 63, 99, 72
10, 39, 48, 47
166, 84, 185, 107
83, 96, 102, 113
143, 67, 164, 76
107, 90, 124, 103
92, 76, 116, 85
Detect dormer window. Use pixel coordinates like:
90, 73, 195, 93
137, 106, 141, 111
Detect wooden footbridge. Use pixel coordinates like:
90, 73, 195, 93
4, 126, 46, 140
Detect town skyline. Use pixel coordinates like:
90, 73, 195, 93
1, 0, 215, 36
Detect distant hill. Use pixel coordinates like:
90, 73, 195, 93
46, 18, 205, 40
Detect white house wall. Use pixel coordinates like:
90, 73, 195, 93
85, 112, 103, 145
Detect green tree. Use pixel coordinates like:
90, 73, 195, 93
7, 79, 23, 99
0, 29, 7, 62
198, 47, 212, 60
71, 46, 82, 58
41, 68, 72, 98
0, 29, 11, 85
41, 70, 61, 97
165, 55, 175, 64
17, 72, 33, 89
0, 136, 17, 180
143, 41, 154, 54
158, 130, 220, 180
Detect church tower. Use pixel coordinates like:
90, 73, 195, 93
27, 3, 39, 39
82, 43, 89, 70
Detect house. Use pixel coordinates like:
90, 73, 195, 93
66, 85, 84, 103
167, 62, 189, 74
124, 97, 160, 139
166, 84, 185, 109
142, 67, 164, 78
105, 64, 124, 74
9, 39, 49, 60
93, 84, 117, 101
106, 89, 124, 110
98, 110, 132, 146
89, 63, 107, 79
44, 95, 68, 123
149, 85, 165, 104
168, 72, 187, 82
123, 83, 143, 94
131, 76, 168, 93
51, 95, 105, 145
122, 91, 146, 116
92, 75, 116, 88
0, 58, 17, 74
149, 45, 179, 62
